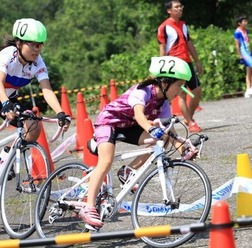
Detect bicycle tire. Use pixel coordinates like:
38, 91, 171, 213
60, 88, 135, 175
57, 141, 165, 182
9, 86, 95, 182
0, 142, 51, 239
131, 159, 212, 248
34, 162, 90, 247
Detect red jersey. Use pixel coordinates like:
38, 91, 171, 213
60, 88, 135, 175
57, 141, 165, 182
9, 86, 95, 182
157, 18, 191, 62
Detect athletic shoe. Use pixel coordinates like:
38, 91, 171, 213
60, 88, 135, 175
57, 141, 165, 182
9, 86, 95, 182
188, 121, 202, 133
117, 165, 138, 193
248, 88, 252, 95
184, 119, 196, 126
245, 89, 252, 98
183, 119, 189, 126
79, 206, 103, 230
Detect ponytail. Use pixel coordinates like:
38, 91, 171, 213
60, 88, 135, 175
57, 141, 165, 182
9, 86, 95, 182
1, 35, 17, 50
137, 78, 159, 89
137, 77, 178, 100
137, 77, 176, 90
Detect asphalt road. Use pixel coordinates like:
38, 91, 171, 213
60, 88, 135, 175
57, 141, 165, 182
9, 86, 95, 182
0, 96, 252, 247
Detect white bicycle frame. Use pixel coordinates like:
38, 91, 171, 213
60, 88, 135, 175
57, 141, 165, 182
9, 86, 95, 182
0, 117, 62, 181
113, 140, 171, 206
57, 116, 205, 215
59, 140, 173, 213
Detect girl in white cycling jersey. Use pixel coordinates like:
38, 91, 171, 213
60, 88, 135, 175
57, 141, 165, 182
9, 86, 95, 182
0, 18, 71, 141
80, 56, 195, 230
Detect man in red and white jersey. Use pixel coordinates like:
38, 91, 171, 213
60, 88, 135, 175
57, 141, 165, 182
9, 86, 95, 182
157, 0, 203, 132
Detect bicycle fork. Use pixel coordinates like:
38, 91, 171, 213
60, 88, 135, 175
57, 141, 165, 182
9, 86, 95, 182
157, 155, 178, 209
13, 147, 20, 189
14, 147, 36, 193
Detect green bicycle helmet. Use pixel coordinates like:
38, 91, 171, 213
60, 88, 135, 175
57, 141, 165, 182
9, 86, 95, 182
149, 56, 192, 81
12, 18, 47, 43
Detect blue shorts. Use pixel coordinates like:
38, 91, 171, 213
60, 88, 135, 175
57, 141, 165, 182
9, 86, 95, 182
241, 50, 252, 67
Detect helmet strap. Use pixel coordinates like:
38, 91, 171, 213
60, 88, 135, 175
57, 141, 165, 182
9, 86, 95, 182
157, 78, 170, 100
16, 40, 33, 65
18, 49, 33, 65
18, 50, 33, 65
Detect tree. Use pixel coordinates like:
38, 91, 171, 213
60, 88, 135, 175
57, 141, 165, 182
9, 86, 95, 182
0, 0, 252, 100
44, 0, 160, 88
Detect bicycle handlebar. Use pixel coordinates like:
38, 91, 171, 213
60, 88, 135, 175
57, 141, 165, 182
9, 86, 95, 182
145, 116, 209, 160
40, 117, 64, 143
178, 134, 209, 160
191, 134, 209, 147
144, 116, 180, 144
0, 111, 63, 143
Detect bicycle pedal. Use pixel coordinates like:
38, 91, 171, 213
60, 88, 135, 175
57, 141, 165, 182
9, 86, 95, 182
85, 223, 100, 232
7, 170, 16, 181
57, 172, 66, 180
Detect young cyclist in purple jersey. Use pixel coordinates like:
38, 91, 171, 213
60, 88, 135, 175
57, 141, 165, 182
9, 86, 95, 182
79, 56, 197, 230
0, 18, 71, 141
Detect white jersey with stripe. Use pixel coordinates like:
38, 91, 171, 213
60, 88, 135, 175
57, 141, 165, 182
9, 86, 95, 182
0, 46, 49, 97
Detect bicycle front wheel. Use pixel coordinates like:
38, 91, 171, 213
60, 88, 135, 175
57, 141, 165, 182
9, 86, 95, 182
0, 142, 51, 239
35, 162, 90, 243
131, 159, 212, 248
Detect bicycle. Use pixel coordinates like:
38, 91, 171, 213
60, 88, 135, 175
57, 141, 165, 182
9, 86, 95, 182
0, 109, 62, 239
34, 116, 211, 248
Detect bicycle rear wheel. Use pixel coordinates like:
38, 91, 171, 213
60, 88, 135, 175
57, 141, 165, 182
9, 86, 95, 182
34, 162, 90, 245
0, 142, 51, 239
131, 159, 212, 248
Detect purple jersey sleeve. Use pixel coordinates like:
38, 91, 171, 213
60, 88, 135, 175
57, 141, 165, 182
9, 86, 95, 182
128, 84, 171, 118
128, 85, 151, 108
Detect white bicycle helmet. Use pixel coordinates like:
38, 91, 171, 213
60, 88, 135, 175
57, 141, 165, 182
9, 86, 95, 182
149, 56, 192, 81
12, 18, 47, 43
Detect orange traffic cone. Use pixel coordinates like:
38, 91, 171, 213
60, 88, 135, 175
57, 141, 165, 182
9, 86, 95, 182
209, 201, 236, 248
31, 107, 54, 178
99, 85, 109, 111
74, 92, 88, 151
171, 95, 202, 116
76, 91, 88, 120
61, 86, 73, 118
171, 96, 181, 115
109, 79, 118, 101
82, 118, 98, 167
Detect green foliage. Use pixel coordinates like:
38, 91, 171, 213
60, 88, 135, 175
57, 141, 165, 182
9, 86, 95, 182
43, 0, 161, 89
0, 0, 251, 106
101, 39, 159, 83
102, 25, 246, 100
190, 25, 245, 100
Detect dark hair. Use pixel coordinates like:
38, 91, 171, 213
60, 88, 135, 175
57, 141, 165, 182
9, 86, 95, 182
165, 0, 181, 10
1, 35, 17, 50
137, 77, 177, 100
137, 77, 176, 89
236, 15, 248, 25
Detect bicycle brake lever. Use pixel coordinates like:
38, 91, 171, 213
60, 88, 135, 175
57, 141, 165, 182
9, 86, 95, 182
61, 130, 65, 139
197, 138, 205, 159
